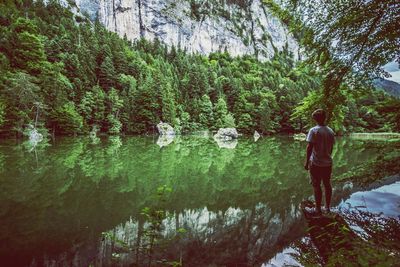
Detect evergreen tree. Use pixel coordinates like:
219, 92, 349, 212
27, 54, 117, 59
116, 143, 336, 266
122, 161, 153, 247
107, 88, 124, 134
119, 74, 137, 132
50, 101, 83, 135
234, 93, 255, 132
132, 74, 159, 133
1, 71, 42, 133
198, 94, 214, 129
79, 85, 106, 129
98, 56, 116, 90
214, 97, 235, 128
0, 0, 397, 136
257, 91, 277, 133
9, 17, 46, 74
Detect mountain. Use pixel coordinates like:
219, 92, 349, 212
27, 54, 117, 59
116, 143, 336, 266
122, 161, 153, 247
383, 61, 399, 72
60, 0, 300, 60
373, 78, 400, 98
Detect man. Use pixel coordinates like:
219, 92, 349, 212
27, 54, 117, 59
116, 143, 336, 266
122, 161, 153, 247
304, 109, 335, 215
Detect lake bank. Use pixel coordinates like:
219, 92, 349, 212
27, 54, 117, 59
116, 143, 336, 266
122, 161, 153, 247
266, 176, 400, 266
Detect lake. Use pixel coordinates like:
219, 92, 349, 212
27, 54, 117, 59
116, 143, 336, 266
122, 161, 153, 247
0, 136, 383, 266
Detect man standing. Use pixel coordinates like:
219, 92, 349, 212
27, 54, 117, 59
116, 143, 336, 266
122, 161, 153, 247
304, 109, 335, 215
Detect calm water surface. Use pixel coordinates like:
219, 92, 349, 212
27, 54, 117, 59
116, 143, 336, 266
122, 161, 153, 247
0, 136, 381, 266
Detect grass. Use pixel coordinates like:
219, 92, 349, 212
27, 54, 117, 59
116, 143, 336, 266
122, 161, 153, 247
348, 132, 400, 141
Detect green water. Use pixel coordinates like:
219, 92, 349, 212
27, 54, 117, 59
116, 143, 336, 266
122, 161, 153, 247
0, 136, 381, 266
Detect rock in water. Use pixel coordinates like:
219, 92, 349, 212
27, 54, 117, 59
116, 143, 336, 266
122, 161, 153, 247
254, 130, 260, 142
89, 125, 100, 144
89, 125, 99, 137
157, 122, 175, 135
214, 137, 238, 149
293, 133, 306, 141
156, 135, 174, 148
28, 126, 43, 144
25, 125, 43, 151
214, 128, 238, 140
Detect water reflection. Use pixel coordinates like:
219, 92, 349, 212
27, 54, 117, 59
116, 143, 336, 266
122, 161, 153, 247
213, 136, 238, 149
99, 203, 303, 266
339, 180, 400, 218
156, 134, 175, 148
0, 136, 382, 266
263, 177, 400, 266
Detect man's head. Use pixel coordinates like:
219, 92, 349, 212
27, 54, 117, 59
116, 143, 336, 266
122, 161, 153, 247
312, 109, 326, 125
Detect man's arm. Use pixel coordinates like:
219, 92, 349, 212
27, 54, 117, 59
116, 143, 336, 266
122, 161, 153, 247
304, 142, 313, 170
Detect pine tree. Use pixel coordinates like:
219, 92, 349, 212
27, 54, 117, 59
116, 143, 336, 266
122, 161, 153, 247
198, 94, 214, 129
133, 74, 159, 133
107, 88, 124, 134
98, 56, 116, 90
50, 102, 83, 135
214, 96, 235, 128
10, 18, 46, 74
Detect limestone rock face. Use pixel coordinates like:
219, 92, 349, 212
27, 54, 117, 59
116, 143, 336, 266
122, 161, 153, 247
214, 128, 239, 140
62, 0, 301, 60
157, 122, 175, 135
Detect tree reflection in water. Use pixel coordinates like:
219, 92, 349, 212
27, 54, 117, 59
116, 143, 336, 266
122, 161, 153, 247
0, 136, 384, 266
98, 201, 304, 266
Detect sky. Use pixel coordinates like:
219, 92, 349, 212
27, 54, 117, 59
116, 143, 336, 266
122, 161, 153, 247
383, 61, 400, 84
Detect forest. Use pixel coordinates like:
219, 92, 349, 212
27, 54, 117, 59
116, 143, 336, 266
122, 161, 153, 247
0, 1, 400, 266
0, 0, 399, 138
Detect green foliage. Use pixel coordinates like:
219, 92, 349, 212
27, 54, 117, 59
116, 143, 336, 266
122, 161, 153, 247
198, 94, 214, 129
79, 85, 106, 129
0, 0, 397, 137
335, 144, 400, 186
1, 71, 42, 132
107, 88, 123, 134
266, 0, 400, 125
176, 105, 191, 133
257, 90, 278, 133
214, 97, 236, 128
98, 56, 116, 90
2, 135, 394, 265
50, 101, 83, 135
9, 17, 47, 74
0, 100, 5, 127
375, 98, 400, 132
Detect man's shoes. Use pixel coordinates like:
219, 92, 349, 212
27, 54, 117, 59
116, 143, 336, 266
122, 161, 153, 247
304, 206, 323, 217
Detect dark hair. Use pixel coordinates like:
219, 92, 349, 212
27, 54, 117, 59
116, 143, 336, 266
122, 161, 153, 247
312, 109, 326, 125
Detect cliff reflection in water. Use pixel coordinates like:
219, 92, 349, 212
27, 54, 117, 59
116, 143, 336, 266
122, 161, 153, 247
97, 203, 303, 266
0, 136, 381, 266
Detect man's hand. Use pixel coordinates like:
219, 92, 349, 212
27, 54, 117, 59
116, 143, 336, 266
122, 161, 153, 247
304, 162, 309, 171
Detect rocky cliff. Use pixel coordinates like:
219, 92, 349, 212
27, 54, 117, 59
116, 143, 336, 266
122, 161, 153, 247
63, 0, 300, 60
